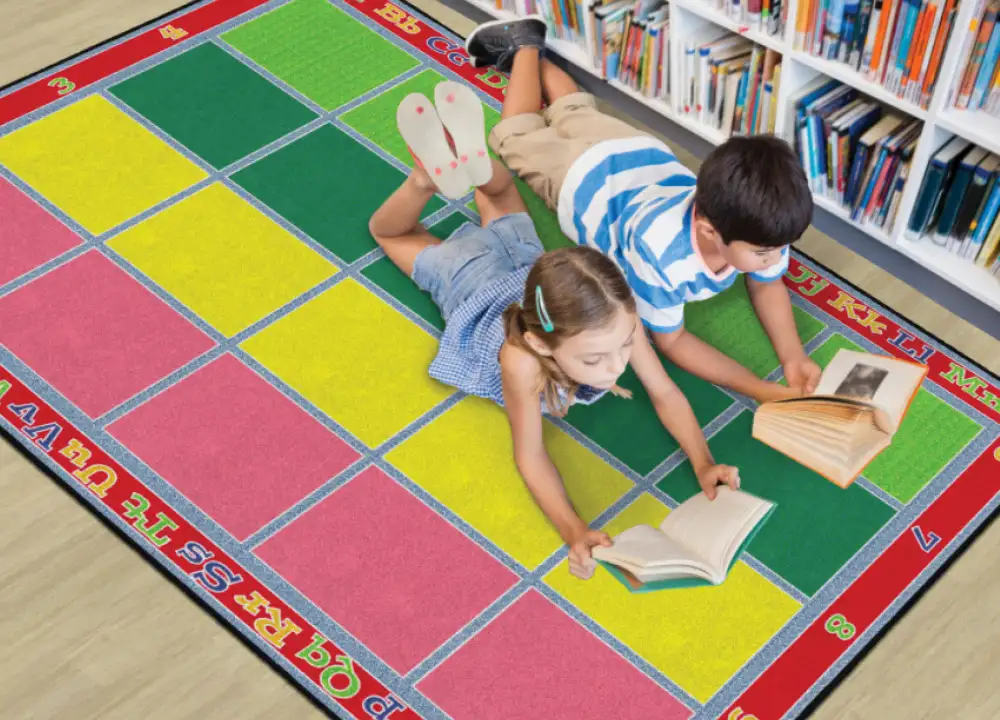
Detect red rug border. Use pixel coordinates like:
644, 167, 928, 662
2, 1, 999, 718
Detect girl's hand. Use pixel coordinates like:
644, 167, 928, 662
567, 530, 612, 580
696, 464, 740, 500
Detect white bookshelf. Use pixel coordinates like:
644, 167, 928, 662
459, 0, 1000, 314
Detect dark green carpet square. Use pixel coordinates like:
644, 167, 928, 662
564, 359, 734, 476
221, 0, 419, 111
231, 124, 443, 263
656, 411, 896, 596
109, 43, 317, 169
361, 213, 472, 330
808, 334, 981, 503
684, 280, 826, 378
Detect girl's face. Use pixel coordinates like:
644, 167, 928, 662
549, 307, 637, 390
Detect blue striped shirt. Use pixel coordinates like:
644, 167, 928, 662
557, 136, 789, 333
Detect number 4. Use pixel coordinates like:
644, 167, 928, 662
912, 525, 941, 553
159, 24, 188, 41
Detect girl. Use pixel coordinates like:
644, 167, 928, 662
370, 82, 739, 580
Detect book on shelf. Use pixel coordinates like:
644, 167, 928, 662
753, 349, 927, 488
706, 0, 787, 36
795, 0, 961, 110
949, 0, 1000, 115
793, 78, 920, 232
591, 487, 777, 592
679, 32, 783, 137
907, 136, 1000, 273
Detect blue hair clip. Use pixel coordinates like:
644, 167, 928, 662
535, 285, 554, 332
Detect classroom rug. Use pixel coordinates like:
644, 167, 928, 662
1, 0, 998, 717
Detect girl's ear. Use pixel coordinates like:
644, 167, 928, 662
523, 331, 554, 357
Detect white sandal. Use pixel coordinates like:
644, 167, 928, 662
396, 92, 471, 200
433, 81, 493, 187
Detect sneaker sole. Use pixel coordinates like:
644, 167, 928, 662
433, 82, 492, 187
463, 14, 547, 57
396, 93, 470, 200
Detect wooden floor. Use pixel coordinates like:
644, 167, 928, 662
1, 1, 998, 718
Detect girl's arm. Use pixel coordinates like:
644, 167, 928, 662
629, 329, 740, 499
500, 344, 610, 578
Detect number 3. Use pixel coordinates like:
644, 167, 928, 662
728, 709, 759, 720
47, 77, 75, 95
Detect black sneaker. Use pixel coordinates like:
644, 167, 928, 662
464, 15, 547, 73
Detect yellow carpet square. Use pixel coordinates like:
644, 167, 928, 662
545, 493, 801, 703
0, 95, 206, 234
385, 396, 633, 569
108, 183, 337, 336
240, 279, 452, 446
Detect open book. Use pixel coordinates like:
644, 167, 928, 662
591, 488, 776, 592
753, 349, 927, 488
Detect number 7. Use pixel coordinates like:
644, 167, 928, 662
912, 525, 941, 553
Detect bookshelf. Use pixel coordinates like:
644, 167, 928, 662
456, 0, 1000, 314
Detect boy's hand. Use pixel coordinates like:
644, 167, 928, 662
696, 464, 740, 500
567, 530, 612, 579
782, 354, 822, 395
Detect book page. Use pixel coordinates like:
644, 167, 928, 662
812, 350, 926, 428
658, 489, 774, 577
592, 525, 706, 572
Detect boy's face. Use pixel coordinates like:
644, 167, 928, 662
720, 240, 786, 274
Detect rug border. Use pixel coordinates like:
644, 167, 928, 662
0, 1, 199, 95
1, 1, 998, 719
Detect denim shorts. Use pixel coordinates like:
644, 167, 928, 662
412, 212, 544, 321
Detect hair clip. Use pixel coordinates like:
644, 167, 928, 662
535, 285, 554, 332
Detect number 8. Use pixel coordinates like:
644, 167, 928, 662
825, 613, 856, 640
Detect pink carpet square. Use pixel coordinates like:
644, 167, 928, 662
108, 353, 359, 540
0, 178, 84, 287
418, 590, 690, 720
256, 466, 517, 673
0, 250, 214, 417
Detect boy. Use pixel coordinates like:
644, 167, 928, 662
465, 17, 821, 403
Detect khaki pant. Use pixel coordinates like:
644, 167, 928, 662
487, 92, 648, 209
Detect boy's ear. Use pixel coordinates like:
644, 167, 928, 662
523, 331, 554, 357
692, 210, 723, 245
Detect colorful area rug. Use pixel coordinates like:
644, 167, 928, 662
2, 1, 999, 717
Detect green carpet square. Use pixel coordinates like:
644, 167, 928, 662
565, 359, 734, 476
109, 43, 317, 169
343, 69, 571, 251
231, 125, 443, 263
342, 68, 451, 165
361, 213, 472, 330
221, 0, 419, 111
656, 411, 896, 596
684, 280, 826, 378
808, 334, 982, 503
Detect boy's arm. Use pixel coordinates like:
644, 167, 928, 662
629, 331, 739, 499
653, 325, 795, 403
746, 274, 822, 394
500, 346, 609, 578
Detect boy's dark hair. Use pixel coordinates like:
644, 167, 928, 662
693, 135, 813, 248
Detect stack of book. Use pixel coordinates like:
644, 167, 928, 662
793, 79, 920, 232
907, 138, 1000, 278
679, 35, 782, 136
946, 0, 1000, 115
794, 0, 959, 110
592, 0, 671, 99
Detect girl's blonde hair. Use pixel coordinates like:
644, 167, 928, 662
502, 246, 637, 417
